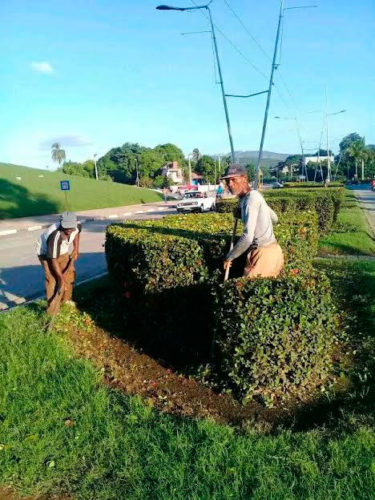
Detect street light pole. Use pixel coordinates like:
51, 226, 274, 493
206, 7, 235, 163
188, 153, 192, 185
93, 153, 98, 181
156, 2, 235, 163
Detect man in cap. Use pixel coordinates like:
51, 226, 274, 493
222, 164, 284, 278
36, 211, 81, 314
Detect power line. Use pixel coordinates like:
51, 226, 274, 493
222, 0, 271, 61
189, 0, 269, 80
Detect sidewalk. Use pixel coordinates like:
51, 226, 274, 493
0, 201, 176, 236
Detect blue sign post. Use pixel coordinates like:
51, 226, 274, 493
60, 180, 70, 210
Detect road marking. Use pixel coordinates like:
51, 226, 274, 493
135, 210, 144, 214
0, 229, 17, 236
108, 214, 119, 219
28, 225, 42, 231
122, 212, 132, 216
146, 208, 154, 212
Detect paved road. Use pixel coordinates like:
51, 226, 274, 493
352, 188, 375, 236
0, 208, 176, 310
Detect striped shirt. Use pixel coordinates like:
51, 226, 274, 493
36, 223, 81, 259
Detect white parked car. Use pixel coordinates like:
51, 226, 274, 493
176, 191, 216, 213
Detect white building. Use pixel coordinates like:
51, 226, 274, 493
161, 161, 183, 184
303, 155, 334, 166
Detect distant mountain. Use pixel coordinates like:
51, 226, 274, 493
213, 151, 293, 169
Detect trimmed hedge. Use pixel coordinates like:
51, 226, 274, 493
105, 211, 337, 404
212, 271, 338, 405
283, 181, 344, 188
216, 188, 345, 233
106, 211, 318, 295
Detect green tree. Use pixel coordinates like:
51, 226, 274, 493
51, 143, 66, 168
155, 143, 185, 165
347, 140, 367, 180
60, 161, 89, 178
192, 148, 201, 163
195, 155, 216, 183
339, 133, 365, 154
245, 163, 256, 181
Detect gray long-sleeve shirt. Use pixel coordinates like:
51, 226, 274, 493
226, 190, 278, 261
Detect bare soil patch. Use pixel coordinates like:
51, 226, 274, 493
0, 487, 71, 500
62, 315, 309, 428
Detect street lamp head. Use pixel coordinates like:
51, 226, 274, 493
156, 4, 185, 10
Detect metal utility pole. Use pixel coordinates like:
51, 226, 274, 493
188, 153, 192, 185
325, 88, 331, 183
156, 2, 235, 163
135, 157, 140, 187
93, 153, 98, 180
255, 2, 318, 189
255, 0, 284, 189
206, 7, 235, 163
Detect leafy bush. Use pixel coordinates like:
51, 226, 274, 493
212, 271, 339, 405
216, 188, 344, 233
106, 211, 318, 295
105, 212, 318, 364
283, 181, 344, 188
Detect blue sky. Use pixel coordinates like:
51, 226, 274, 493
0, 0, 374, 168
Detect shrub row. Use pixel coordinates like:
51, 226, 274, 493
283, 181, 344, 188
106, 211, 318, 296
216, 188, 344, 233
212, 271, 338, 405
105, 210, 333, 403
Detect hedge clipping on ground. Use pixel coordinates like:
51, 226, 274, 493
212, 272, 339, 405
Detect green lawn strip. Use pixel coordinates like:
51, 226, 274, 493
0, 163, 161, 219
1, 301, 375, 499
319, 192, 375, 256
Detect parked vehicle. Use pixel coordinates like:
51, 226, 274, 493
176, 191, 216, 213
272, 181, 284, 189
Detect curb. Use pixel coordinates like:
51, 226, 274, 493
0, 206, 176, 238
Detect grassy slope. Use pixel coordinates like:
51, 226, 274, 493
0, 163, 161, 219
0, 295, 375, 500
319, 191, 375, 256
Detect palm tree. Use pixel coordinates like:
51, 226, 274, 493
51, 143, 66, 169
347, 140, 367, 180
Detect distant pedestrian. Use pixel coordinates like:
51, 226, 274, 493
163, 188, 168, 203
216, 183, 224, 199
222, 164, 284, 279
36, 212, 81, 314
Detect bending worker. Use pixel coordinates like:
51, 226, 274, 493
222, 164, 284, 278
36, 211, 81, 314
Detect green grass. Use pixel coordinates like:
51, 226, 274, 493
0, 163, 162, 219
1, 263, 375, 500
319, 192, 375, 256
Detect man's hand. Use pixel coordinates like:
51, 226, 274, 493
71, 251, 79, 262
223, 260, 232, 271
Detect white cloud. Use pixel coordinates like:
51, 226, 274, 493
39, 134, 92, 149
30, 61, 54, 74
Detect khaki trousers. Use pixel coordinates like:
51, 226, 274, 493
39, 254, 75, 314
244, 242, 284, 279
